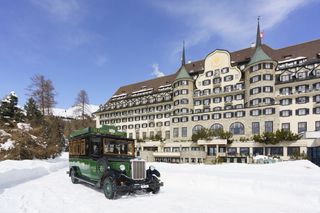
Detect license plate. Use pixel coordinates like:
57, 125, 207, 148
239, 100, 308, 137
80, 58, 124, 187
141, 184, 149, 189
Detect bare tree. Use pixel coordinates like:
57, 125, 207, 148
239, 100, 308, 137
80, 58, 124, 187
74, 89, 89, 120
27, 74, 57, 115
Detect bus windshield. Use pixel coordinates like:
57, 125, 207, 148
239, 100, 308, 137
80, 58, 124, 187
102, 138, 134, 157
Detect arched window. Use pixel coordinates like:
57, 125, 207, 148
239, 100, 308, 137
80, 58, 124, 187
230, 122, 245, 135
192, 125, 204, 134
210, 123, 223, 132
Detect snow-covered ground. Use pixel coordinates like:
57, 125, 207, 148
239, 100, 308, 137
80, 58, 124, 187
0, 154, 320, 213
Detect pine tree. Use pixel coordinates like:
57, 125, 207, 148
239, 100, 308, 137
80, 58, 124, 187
24, 97, 43, 124
0, 92, 24, 122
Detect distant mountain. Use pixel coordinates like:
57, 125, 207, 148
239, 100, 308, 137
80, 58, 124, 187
52, 104, 99, 119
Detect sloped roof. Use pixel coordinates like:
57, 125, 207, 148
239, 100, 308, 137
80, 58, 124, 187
109, 39, 320, 100
175, 65, 192, 80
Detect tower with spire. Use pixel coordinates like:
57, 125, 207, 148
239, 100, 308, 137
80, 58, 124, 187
171, 42, 194, 140
244, 18, 277, 109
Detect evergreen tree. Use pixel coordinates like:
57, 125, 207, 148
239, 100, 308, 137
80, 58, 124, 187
24, 97, 43, 124
0, 92, 24, 122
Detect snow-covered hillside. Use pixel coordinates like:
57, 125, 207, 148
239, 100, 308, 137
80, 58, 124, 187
52, 104, 99, 119
0, 155, 320, 213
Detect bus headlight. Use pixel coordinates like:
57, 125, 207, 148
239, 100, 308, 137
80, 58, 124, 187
149, 165, 155, 171
119, 164, 126, 171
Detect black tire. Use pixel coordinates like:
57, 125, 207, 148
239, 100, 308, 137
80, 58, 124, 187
96, 158, 108, 178
70, 168, 79, 184
103, 178, 116, 199
150, 176, 160, 194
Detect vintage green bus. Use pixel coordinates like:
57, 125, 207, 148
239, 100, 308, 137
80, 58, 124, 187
67, 125, 163, 199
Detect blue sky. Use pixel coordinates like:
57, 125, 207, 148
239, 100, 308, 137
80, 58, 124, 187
0, 0, 320, 108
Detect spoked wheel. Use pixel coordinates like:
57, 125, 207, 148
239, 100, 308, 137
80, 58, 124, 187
70, 169, 79, 184
103, 178, 117, 199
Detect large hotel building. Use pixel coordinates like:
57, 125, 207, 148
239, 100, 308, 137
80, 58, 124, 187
95, 21, 320, 165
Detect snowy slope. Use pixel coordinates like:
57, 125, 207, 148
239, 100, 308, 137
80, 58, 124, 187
52, 104, 99, 119
0, 155, 320, 213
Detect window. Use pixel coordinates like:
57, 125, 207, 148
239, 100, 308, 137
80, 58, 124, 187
213, 97, 221, 103
288, 147, 300, 156
282, 123, 290, 131
314, 83, 320, 91
192, 125, 204, 134
314, 107, 320, 114
181, 117, 188, 122
224, 96, 233, 103
280, 110, 292, 117
203, 99, 211, 106
240, 147, 249, 156
250, 109, 261, 116
181, 89, 188, 95
263, 86, 273, 93
224, 112, 233, 118
252, 64, 262, 72
180, 99, 189, 104
203, 89, 211, 96
202, 114, 209, 120
296, 108, 309, 116
213, 87, 221, 94
214, 69, 220, 76
202, 80, 211, 86
230, 122, 244, 135
250, 75, 261, 83
280, 99, 292, 106
264, 98, 273, 105
236, 111, 245, 117
280, 75, 290, 82
252, 122, 260, 135
296, 97, 309, 104
265, 121, 273, 133
280, 87, 291, 95
149, 122, 155, 127
315, 95, 320, 103
173, 128, 179, 138
192, 115, 200, 121
182, 127, 188, 137
296, 85, 307, 93
212, 113, 221, 120
298, 122, 307, 133
253, 147, 264, 155
224, 75, 233, 82
194, 100, 201, 106
264, 63, 273, 69
264, 108, 275, 115
263, 74, 273, 81
206, 71, 213, 77
267, 147, 283, 156
165, 130, 170, 139
235, 94, 243, 100
172, 118, 179, 123
210, 123, 223, 132
213, 77, 221, 84
221, 67, 229, 74
316, 121, 320, 131
164, 121, 170, 126
297, 71, 307, 79
224, 85, 232, 92
251, 87, 261, 95
251, 98, 260, 106
156, 122, 163, 127
142, 123, 147, 128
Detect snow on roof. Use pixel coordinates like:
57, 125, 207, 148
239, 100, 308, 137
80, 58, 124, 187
278, 56, 307, 64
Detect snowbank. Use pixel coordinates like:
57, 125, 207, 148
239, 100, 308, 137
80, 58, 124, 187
17, 123, 32, 131
0, 129, 11, 137
0, 155, 319, 213
0, 152, 68, 190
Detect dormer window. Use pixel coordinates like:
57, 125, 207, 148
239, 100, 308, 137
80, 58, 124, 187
280, 75, 290, 82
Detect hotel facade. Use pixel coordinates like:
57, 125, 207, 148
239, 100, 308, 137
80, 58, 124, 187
95, 22, 320, 165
